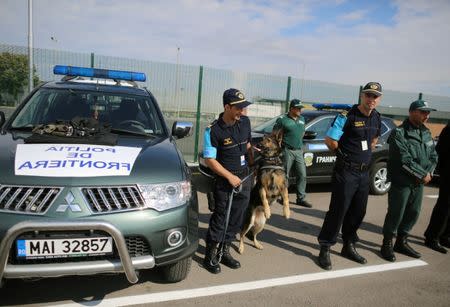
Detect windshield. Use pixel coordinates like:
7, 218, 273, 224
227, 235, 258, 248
10, 88, 165, 136
253, 112, 317, 134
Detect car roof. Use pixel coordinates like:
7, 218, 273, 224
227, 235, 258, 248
41, 80, 150, 96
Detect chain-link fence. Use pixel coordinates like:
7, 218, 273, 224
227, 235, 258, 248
1, 43, 449, 162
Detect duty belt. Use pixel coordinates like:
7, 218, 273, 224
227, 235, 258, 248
337, 159, 369, 172
283, 144, 301, 150
229, 168, 249, 178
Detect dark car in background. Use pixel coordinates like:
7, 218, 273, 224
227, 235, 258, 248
200, 104, 397, 196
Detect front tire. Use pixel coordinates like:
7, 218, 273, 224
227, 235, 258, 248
160, 257, 192, 283
369, 162, 391, 195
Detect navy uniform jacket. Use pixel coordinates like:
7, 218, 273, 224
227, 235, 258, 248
338, 105, 381, 164
203, 114, 251, 172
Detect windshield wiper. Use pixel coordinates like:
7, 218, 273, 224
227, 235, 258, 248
110, 128, 154, 137
9, 125, 34, 131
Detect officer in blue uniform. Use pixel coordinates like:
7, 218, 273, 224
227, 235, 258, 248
202, 88, 254, 274
317, 82, 382, 270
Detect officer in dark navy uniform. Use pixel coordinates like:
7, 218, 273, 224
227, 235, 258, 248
202, 88, 254, 274
317, 82, 382, 270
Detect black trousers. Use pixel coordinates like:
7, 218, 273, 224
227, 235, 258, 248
206, 170, 251, 243
424, 174, 450, 241
318, 163, 369, 246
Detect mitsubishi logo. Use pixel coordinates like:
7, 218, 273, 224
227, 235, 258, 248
56, 192, 82, 213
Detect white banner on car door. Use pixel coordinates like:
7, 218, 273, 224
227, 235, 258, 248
15, 144, 141, 177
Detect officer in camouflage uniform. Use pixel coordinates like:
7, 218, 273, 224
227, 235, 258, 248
424, 122, 450, 253
380, 99, 438, 262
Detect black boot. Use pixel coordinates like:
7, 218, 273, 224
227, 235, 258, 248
318, 245, 332, 270
220, 242, 241, 269
439, 237, 450, 249
394, 235, 421, 258
380, 237, 396, 262
425, 238, 447, 254
203, 241, 221, 274
341, 241, 367, 264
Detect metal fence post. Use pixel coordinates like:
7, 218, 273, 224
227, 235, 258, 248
90, 52, 94, 68
193, 65, 203, 163
285, 76, 291, 112
358, 85, 362, 105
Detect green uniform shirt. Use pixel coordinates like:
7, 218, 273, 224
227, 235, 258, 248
387, 119, 438, 185
273, 114, 305, 149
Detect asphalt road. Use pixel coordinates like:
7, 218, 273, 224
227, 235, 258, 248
0, 182, 449, 307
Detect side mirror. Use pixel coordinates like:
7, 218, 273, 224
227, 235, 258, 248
172, 121, 193, 139
0, 111, 5, 129
303, 130, 317, 140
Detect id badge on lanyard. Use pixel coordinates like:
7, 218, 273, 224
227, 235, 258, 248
361, 118, 369, 151
240, 155, 246, 166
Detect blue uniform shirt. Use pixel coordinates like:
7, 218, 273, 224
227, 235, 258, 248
337, 105, 381, 164
203, 114, 252, 172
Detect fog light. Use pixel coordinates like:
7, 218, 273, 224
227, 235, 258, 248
167, 230, 183, 247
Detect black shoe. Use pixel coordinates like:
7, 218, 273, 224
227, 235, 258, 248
380, 238, 396, 262
203, 241, 221, 274
296, 199, 312, 208
318, 246, 332, 270
440, 238, 450, 249
220, 243, 241, 269
394, 236, 421, 258
425, 239, 447, 254
341, 242, 367, 264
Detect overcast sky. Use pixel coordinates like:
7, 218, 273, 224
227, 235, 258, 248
1, 0, 450, 97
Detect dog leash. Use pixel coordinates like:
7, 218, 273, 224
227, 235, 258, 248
210, 172, 253, 266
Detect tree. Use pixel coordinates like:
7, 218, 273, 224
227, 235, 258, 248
0, 52, 40, 100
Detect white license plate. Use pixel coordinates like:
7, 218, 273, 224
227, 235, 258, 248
16, 237, 113, 259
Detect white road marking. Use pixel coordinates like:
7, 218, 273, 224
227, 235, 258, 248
52, 260, 427, 307
425, 194, 439, 199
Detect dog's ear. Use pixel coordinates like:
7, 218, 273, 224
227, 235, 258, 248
273, 130, 283, 148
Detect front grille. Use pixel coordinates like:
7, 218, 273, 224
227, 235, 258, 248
8, 233, 151, 264
0, 185, 62, 214
81, 186, 145, 213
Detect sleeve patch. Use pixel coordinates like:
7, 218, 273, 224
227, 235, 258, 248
203, 127, 217, 159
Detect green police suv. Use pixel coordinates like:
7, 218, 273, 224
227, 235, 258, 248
0, 66, 198, 286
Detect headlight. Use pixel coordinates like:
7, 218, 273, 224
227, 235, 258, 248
138, 181, 191, 211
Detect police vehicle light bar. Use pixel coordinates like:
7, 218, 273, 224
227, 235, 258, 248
313, 103, 352, 110
53, 65, 146, 82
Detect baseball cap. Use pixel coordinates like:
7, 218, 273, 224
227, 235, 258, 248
362, 82, 382, 96
290, 99, 305, 109
409, 99, 437, 112
223, 88, 252, 108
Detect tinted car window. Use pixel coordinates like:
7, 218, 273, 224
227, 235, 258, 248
307, 116, 334, 139
11, 88, 165, 135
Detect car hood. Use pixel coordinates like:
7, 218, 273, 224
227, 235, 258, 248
0, 132, 186, 186
251, 131, 265, 143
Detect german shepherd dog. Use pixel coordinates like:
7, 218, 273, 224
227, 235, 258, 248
238, 134, 290, 254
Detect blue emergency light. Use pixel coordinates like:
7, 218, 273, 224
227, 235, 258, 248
313, 103, 352, 110
53, 65, 146, 82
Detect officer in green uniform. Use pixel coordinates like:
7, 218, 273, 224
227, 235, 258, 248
380, 99, 438, 262
272, 99, 312, 208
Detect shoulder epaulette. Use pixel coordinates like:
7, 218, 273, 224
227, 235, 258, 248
207, 119, 218, 128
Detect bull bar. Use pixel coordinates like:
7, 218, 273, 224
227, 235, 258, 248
0, 220, 155, 284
